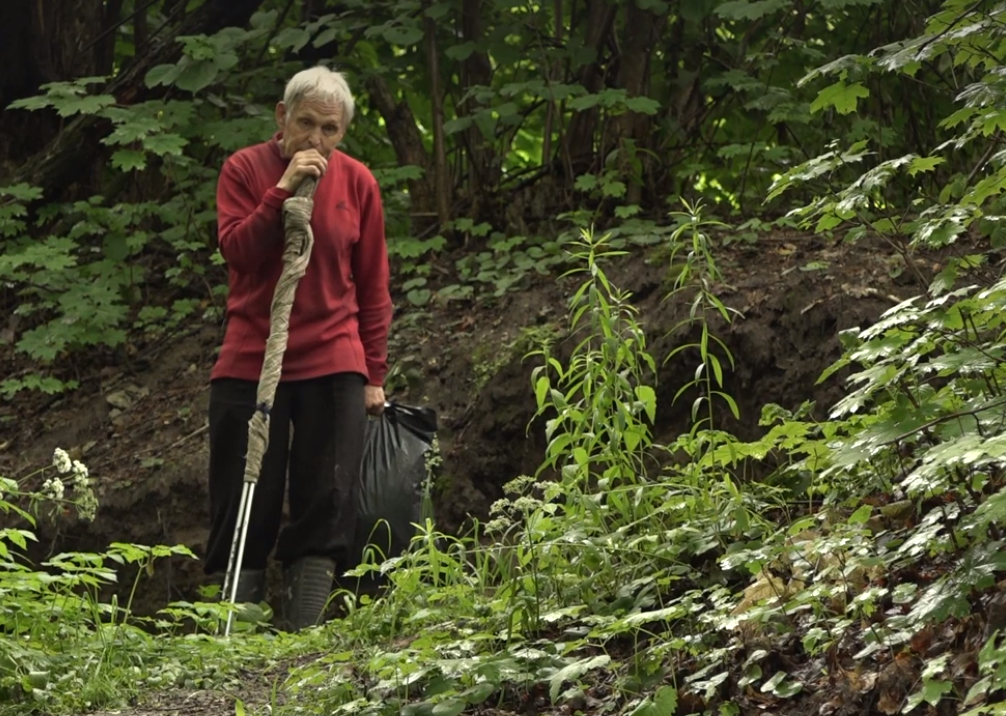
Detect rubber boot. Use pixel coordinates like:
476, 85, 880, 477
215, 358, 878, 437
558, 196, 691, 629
282, 556, 335, 631
232, 569, 266, 604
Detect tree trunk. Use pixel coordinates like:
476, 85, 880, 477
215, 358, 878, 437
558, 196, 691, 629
426, 13, 451, 230
363, 75, 438, 237
563, 0, 617, 177
542, 0, 563, 168
135, 2, 150, 57
610, 1, 666, 206
1, 0, 267, 196
0, 0, 108, 169
459, 0, 498, 226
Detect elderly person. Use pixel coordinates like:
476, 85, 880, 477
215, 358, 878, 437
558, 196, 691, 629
202, 65, 392, 630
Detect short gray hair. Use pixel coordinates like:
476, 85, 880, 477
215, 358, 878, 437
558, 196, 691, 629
283, 65, 355, 127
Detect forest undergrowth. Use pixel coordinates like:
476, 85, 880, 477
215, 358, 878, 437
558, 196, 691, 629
6, 205, 1006, 716
7, 1, 1006, 715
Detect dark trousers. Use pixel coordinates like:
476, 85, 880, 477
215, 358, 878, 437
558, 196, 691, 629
203, 372, 366, 575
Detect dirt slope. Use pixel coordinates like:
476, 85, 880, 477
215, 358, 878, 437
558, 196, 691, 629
0, 231, 933, 615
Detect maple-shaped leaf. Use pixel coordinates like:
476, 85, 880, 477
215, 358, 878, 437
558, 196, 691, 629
111, 150, 148, 172
54, 94, 116, 117
810, 81, 870, 115
142, 133, 188, 156
908, 156, 945, 176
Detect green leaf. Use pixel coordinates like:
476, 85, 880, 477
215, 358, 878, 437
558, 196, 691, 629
431, 699, 465, 716
629, 686, 679, 716
383, 24, 424, 46
313, 27, 338, 48
111, 150, 148, 172
536, 376, 550, 410
816, 213, 843, 232
624, 96, 661, 114
407, 289, 431, 306
762, 671, 802, 698
55, 95, 117, 117
145, 64, 180, 88
443, 117, 474, 135
174, 61, 219, 93
272, 27, 312, 53
908, 156, 945, 176
637, 0, 670, 11
462, 682, 497, 704
445, 42, 477, 60
810, 81, 870, 115
715, 0, 789, 21
635, 385, 657, 423
425, 2, 452, 20
549, 655, 610, 702
568, 94, 603, 111
143, 134, 188, 156
849, 505, 873, 525
0, 183, 43, 202
905, 679, 953, 710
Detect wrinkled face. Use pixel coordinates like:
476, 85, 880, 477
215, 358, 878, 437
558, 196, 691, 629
275, 95, 346, 159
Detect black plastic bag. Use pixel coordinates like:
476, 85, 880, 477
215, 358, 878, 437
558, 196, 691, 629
353, 401, 438, 567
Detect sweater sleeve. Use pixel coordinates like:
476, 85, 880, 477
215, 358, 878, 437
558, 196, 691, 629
352, 175, 393, 387
216, 155, 292, 274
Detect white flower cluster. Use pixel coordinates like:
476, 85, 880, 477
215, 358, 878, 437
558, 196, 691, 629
42, 477, 65, 500
52, 447, 72, 474
51, 448, 90, 487
46, 447, 98, 521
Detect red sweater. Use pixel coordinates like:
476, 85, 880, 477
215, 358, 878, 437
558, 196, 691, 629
212, 134, 392, 386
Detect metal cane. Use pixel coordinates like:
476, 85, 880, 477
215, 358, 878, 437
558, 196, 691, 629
221, 176, 318, 636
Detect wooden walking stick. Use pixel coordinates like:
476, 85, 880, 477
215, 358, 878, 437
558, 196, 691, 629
222, 176, 317, 636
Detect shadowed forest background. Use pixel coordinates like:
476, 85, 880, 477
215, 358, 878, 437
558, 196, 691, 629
4, 1, 1006, 715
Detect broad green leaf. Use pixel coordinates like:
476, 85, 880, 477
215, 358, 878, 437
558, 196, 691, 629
174, 60, 219, 93
940, 107, 976, 129
145, 64, 180, 88
313, 27, 338, 48
445, 42, 477, 60
425, 2, 452, 20
111, 150, 147, 172
407, 288, 431, 306
810, 81, 870, 115
54, 95, 116, 117
715, 0, 788, 21
431, 699, 465, 716
383, 24, 424, 46
762, 671, 802, 698
272, 27, 312, 52
443, 117, 474, 135
624, 96, 661, 114
143, 134, 188, 156
820, 0, 883, 6
0, 184, 43, 202
629, 686, 679, 716
548, 655, 610, 702
816, 213, 843, 232
908, 156, 945, 176
848, 505, 873, 525
462, 682, 497, 704
635, 385, 657, 423
568, 94, 602, 111
799, 54, 868, 87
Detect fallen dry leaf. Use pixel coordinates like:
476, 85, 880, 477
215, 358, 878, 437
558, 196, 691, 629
876, 653, 918, 715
